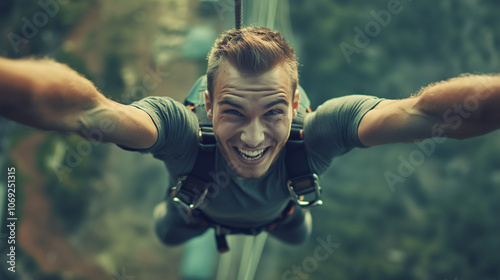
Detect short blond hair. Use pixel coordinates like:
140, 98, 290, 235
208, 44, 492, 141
206, 27, 298, 99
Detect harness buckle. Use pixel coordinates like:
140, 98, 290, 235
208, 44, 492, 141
170, 175, 209, 215
199, 126, 216, 152
287, 173, 323, 208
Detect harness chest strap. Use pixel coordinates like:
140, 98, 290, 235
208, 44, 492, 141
170, 143, 321, 252
170, 103, 323, 252
171, 128, 322, 208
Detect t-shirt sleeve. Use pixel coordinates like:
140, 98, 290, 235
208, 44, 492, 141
118, 96, 199, 163
303, 94, 384, 174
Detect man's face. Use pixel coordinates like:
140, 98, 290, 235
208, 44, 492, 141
205, 63, 299, 179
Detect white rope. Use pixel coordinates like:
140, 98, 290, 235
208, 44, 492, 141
216, 235, 242, 280
215, 233, 268, 280
266, 0, 278, 30
237, 235, 257, 280
240, 233, 268, 280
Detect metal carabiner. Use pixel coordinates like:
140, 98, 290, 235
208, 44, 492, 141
287, 173, 323, 208
170, 175, 210, 215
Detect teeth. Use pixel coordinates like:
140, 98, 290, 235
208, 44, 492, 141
240, 149, 264, 156
237, 148, 266, 160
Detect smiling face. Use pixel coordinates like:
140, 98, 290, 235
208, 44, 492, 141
205, 63, 299, 178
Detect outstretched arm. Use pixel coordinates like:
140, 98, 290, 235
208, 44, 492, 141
0, 57, 157, 149
358, 74, 500, 146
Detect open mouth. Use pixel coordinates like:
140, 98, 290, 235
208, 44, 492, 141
235, 147, 270, 161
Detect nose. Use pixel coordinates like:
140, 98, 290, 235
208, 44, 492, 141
240, 119, 265, 148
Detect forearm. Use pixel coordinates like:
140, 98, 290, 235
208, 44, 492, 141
415, 74, 500, 139
0, 57, 103, 132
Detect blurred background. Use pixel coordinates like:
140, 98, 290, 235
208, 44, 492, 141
1, 0, 500, 279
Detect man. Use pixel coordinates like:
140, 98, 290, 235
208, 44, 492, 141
1, 27, 499, 247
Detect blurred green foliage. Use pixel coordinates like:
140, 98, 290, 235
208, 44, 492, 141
291, 0, 500, 104
282, 1, 500, 279
1, 0, 500, 279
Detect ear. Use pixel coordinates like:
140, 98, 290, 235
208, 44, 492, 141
204, 90, 213, 120
292, 89, 299, 118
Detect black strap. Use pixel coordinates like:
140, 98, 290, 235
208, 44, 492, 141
171, 89, 320, 252
169, 105, 215, 210
175, 103, 317, 208
215, 227, 230, 252
286, 104, 309, 175
235, 0, 243, 30
285, 105, 316, 194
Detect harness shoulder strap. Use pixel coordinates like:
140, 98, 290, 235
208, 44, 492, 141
169, 103, 215, 213
285, 105, 323, 208
171, 77, 322, 252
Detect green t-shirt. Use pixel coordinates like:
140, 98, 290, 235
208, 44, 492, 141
124, 95, 383, 228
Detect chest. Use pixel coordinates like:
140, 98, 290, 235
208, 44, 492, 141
199, 150, 291, 224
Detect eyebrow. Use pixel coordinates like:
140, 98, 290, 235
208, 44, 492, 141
264, 99, 289, 109
217, 98, 244, 110
217, 98, 289, 110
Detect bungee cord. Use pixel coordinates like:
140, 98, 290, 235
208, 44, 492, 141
235, 0, 243, 29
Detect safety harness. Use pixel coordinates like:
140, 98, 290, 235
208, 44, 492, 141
168, 76, 323, 252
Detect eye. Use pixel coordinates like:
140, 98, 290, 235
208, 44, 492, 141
223, 109, 243, 116
264, 109, 283, 116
